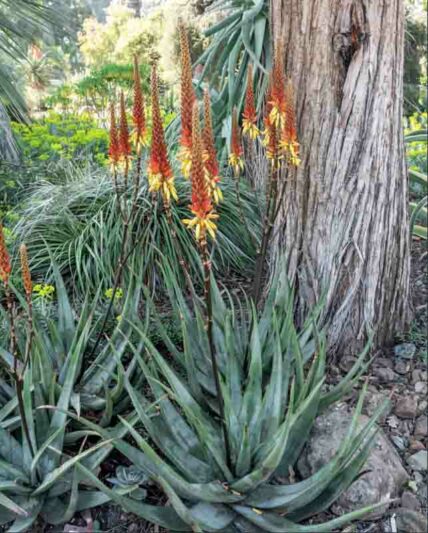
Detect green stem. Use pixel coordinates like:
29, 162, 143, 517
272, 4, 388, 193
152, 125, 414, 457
201, 239, 232, 471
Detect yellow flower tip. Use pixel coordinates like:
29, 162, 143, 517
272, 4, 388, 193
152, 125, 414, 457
183, 212, 218, 241
228, 153, 244, 175
242, 119, 260, 140
179, 146, 192, 178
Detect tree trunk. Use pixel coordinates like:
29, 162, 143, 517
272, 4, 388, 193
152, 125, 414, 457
270, 0, 410, 354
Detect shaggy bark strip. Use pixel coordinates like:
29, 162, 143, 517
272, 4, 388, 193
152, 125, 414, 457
269, 0, 410, 354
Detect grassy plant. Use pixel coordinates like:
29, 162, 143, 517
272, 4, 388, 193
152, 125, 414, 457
14, 165, 259, 297
69, 263, 389, 532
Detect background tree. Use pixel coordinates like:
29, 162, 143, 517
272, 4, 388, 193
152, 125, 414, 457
270, 0, 411, 354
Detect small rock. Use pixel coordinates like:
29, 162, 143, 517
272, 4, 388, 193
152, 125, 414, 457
420, 370, 428, 381
394, 343, 416, 360
414, 416, 427, 437
407, 451, 428, 471
395, 508, 427, 533
363, 391, 391, 423
376, 357, 395, 369
415, 381, 428, 395
401, 490, 420, 510
128, 524, 140, 533
409, 439, 426, 452
412, 370, 422, 384
395, 396, 418, 419
374, 366, 397, 383
297, 404, 408, 519
391, 435, 408, 450
414, 472, 424, 484
418, 484, 427, 500
395, 360, 410, 375
418, 400, 427, 414
387, 414, 400, 429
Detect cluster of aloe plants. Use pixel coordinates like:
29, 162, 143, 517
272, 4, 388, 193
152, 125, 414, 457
0, 22, 394, 533
64, 265, 389, 532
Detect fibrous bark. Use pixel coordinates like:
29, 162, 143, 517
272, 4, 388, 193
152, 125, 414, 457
270, 0, 410, 354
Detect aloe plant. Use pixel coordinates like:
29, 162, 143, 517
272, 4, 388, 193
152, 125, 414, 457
0, 264, 142, 424
73, 265, 389, 531
195, 0, 270, 136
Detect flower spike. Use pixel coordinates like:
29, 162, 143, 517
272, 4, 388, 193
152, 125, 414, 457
242, 64, 259, 140
203, 89, 222, 204
229, 107, 244, 176
108, 103, 120, 170
0, 223, 11, 285
147, 63, 177, 205
132, 55, 147, 153
183, 102, 218, 241
178, 22, 195, 177
269, 42, 286, 130
119, 91, 132, 169
20, 244, 32, 297
280, 79, 301, 166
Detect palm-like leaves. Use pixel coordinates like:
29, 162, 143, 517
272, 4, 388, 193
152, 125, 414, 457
195, 0, 270, 136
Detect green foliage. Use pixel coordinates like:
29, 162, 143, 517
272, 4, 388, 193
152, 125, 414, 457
12, 113, 108, 166
404, 6, 427, 115
72, 265, 388, 532
78, 3, 163, 67
13, 165, 260, 298
0, 267, 142, 421
195, 0, 270, 134
0, 270, 148, 529
405, 112, 427, 241
72, 63, 151, 117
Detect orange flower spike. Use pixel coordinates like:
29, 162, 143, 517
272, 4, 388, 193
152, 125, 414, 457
0, 223, 11, 285
108, 103, 120, 170
269, 43, 287, 130
229, 107, 244, 176
242, 64, 259, 140
119, 91, 132, 167
147, 64, 177, 204
203, 90, 222, 203
281, 79, 301, 166
132, 55, 147, 153
183, 103, 218, 241
178, 23, 195, 177
20, 244, 32, 297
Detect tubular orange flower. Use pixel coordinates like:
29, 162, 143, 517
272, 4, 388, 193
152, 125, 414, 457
147, 64, 177, 204
119, 91, 132, 167
229, 107, 244, 176
263, 77, 281, 165
269, 43, 286, 130
132, 55, 147, 152
20, 244, 32, 296
202, 89, 222, 204
183, 103, 218, 241
178, 23, 195, 177
280, 79, 301, 166
0, 223, 11, 285
108, 103, 120, 170
242, 64, 259, 140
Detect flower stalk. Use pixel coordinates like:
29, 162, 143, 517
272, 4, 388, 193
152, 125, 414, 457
178, 22, 195, 178
252, 43, 300, 304
183, 103, 232, 469
0, 225, 35, 457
